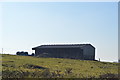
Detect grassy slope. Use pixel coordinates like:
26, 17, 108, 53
1, 54, 118, 78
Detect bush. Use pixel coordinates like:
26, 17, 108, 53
16, 51, 28, 56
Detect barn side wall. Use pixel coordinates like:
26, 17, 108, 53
35, 48, 83, 60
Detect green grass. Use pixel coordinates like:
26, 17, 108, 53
1, 54, 119, 78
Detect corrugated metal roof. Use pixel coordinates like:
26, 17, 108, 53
32, 44, 95, 49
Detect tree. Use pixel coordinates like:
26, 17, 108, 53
16, 51, 28, 56
16, 51, 20, 55
24, 52, 28, 56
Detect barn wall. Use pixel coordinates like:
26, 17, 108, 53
35, 48, 83, 60
81, 45, 95, 60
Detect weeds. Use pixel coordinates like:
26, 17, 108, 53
2, 54, 118, 78
65, 68, 73, 74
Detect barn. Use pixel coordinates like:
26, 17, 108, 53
32, 44, 95, 60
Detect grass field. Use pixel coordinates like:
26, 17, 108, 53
1, 54, 119, 78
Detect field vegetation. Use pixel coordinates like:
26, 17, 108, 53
1, 54, 119, 78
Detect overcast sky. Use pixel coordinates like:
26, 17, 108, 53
0, 2, 118, 62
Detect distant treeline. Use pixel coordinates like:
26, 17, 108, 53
16, 51, 34, 56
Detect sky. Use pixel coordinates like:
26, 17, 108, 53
0, 2, 118, 62
0, 0, 119, 2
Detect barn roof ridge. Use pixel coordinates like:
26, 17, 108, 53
32, 44, 95, 49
